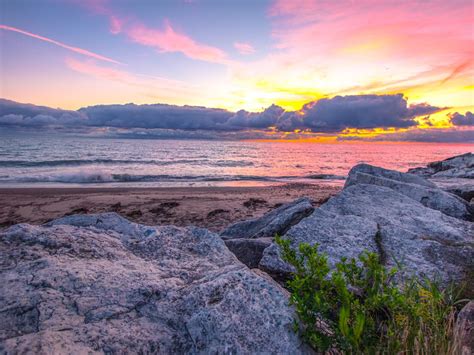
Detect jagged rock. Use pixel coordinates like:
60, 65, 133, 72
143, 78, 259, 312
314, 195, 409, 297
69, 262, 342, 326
220, 197, 314, 240
430, 178, 474, 203
408, 153, 474, 179
260, 165, 474, 288
321, 184, 474, 284
0, 213, 309, 354
455, 301, 474, 355
224, 238, 273, 269
346, 164, 473, 221
347, 163, 437, 188
259, 208, 379, 282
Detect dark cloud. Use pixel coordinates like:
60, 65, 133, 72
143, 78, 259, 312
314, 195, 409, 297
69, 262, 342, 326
80, 103, 234, 130
0, 99, 85, 127
297, 94, 440, 132
275, 111, 305, 131
0, 96, 458, 143
449, 111, 474, 126
225, 104, 284, 129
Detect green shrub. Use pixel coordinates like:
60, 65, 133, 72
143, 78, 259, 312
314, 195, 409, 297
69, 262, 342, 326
275, 236, 466, 354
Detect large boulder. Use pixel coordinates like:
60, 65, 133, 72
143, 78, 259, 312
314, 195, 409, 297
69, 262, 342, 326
346, 164, 473, 221
408, 153, 474, 179
260, 165, 474, 289
220, 197, 314, 240
321, 184, 473, 284
0, 213, 308, 354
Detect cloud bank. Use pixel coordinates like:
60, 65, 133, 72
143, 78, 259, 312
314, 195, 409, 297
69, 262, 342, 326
276, 94, 441, 132
449, 111, 474, 126
0, 95, 471, 142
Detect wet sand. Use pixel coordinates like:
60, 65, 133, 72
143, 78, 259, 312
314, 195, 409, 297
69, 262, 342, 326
0, 183, 341, 232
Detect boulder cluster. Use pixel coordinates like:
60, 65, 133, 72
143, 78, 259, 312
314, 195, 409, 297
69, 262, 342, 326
1, 154, 473, 354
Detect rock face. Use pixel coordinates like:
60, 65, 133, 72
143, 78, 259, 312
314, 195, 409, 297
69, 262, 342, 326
221, 197, 314, 240
260, 208, 379, 281
408, 153, 474, 179
430, 178, 474, 203
0, 213, 308, 354
455, 301, 474, 355
259, 164, 474, 288
345, 164, 473, 221
407, 153, 474, 203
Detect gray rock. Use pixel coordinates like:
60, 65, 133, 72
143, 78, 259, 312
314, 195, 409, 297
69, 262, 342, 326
0, 213, 309, 354
346, 165, 473, 221
259, 208, 379, 282
220, 197, 314, 240
321, 184, 474, 284
346, 163, 437, 188
408, 153, 474, 179
454, 301, 474, 355
224, 238, 273, 269
430, 178, 474, 202
260, 167, 474, 287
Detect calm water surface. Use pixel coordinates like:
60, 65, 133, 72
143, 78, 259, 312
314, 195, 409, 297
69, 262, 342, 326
0, 135, 472, 187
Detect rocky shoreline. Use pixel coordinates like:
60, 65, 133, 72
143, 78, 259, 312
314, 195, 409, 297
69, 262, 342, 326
1, 153, 473, 354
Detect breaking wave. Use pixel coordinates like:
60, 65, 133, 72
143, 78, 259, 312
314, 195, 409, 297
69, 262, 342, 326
4, 172, 346, 184
0, 159, 254, 168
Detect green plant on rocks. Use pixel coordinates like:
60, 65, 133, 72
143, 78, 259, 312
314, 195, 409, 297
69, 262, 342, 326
275, 236, 467, 354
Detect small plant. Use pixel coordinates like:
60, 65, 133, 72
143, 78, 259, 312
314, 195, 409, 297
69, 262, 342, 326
275, 236, 465, 354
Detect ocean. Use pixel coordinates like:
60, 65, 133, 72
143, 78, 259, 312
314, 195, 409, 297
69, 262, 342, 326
0, 135, 472, 187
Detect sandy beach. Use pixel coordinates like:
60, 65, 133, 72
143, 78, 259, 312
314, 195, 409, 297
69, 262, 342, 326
0, 183, 341, 232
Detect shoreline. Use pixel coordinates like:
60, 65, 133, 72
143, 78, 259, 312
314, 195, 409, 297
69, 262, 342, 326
0, 183, 341, 232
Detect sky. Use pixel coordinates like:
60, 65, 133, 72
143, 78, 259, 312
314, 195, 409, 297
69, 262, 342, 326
0, 0, 473, 142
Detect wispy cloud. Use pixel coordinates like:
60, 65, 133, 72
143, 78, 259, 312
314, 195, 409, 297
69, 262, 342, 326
120, 19, 229, 64
0, 24, 122, 64
234, 42, 255, 55
65, 57, 201, 101
74, 0, 229, 64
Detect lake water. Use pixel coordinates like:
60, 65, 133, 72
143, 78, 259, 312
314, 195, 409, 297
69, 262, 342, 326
0, 135, 472, 187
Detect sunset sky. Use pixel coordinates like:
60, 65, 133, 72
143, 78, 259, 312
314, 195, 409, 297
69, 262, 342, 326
0, 0, 473, 142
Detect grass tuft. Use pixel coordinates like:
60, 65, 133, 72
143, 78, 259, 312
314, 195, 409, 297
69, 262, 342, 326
275, 236, 468, 354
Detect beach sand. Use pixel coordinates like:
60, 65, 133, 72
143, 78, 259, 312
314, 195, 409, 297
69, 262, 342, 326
0, 183, 341, 232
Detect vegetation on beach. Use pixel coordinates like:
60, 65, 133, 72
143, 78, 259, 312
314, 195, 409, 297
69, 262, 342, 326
275, 236, 468, 354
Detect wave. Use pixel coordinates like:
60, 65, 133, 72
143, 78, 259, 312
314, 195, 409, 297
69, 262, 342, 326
0, 158, 254, 168
2, 171, 347, 184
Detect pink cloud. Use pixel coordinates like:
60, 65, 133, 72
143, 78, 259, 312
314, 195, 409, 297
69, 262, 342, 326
109, 16, 123, 34
234, 42, 255, 55
73, 0, 228, 64
269, 0, 473, 61
65, 57, 199, 96
0, 24, 121, 64
123, 20, 228, 64
260, 0, 474, 89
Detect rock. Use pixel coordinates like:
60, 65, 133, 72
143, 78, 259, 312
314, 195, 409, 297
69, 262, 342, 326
259, 208, 379, 282
221, 197, 314, 240
347, 163, 437, 188
224, 238, 273, 269
455, 301, 474, 355
259, 165, 474, 288
346, 164, 473, 221
0, 213, 309, 354
321, 184, 474, 285
408, 153, 474, 179
430, 178, 474, 203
